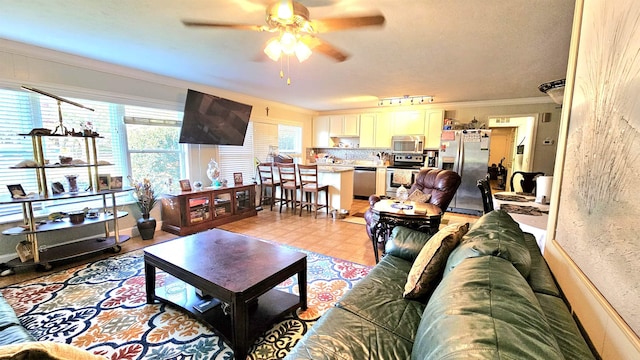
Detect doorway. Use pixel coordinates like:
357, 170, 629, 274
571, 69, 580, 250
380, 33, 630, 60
488, 127, 516, 190
488, 114, 539, 192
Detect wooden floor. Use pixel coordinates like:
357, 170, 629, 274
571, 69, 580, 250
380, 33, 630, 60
0, 199, 479, 288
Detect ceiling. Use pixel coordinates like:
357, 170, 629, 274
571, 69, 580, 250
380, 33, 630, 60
0, 0, 575, 111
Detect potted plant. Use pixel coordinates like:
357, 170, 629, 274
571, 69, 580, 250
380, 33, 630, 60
128, 175, 157, 240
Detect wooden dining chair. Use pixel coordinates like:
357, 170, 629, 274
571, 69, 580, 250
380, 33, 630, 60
477, 175, 494, 214
510, 171, 545, 194
297, 164, 329, 218
256, 162, 280, 211
276, 163, 300, 213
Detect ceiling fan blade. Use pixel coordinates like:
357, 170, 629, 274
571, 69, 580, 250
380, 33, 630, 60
312, 14, 385, 32
182, 19, 265, 31
303, 37, 349, 62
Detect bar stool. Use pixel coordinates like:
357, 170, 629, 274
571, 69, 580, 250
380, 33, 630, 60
257, 162, 280, 211
276, 163, 300, 213
298, 164, 329, 218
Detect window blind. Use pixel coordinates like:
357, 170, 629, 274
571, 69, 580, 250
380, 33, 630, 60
218, 122, 256, 184
0, 89, 39, 215
253, 122, 278, 163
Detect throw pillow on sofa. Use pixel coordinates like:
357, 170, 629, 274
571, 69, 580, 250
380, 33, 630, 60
408, 189, 431, 203
403, 222, 469, 300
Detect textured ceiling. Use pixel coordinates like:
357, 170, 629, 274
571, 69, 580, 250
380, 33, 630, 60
0, 0, 575, 110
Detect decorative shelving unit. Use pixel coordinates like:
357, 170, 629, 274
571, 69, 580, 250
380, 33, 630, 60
1, 132, 130, 271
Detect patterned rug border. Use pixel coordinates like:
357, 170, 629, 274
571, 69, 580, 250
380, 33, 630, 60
1, 238, 371, 359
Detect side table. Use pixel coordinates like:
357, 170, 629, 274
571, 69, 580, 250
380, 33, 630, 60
370, 199, 443, 263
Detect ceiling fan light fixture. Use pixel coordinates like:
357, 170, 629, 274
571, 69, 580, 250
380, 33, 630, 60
279, 31, 298, 55
295, 41, 312, 62
264, 38, 282, 61
276, 0, 294, 20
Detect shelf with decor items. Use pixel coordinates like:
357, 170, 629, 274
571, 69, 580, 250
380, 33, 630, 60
2, 133, 129, 272
14, 133, 114, 197
0, 190, 131, 271
160, 184, 257, 236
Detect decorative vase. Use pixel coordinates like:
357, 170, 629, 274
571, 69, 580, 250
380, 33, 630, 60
396, 184, 409, 203
137, 214, 156, 240
65, 174, 79, 193
206, 158, 220, 187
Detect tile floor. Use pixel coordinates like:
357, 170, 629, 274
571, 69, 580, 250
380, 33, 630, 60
0, 199, 479, 287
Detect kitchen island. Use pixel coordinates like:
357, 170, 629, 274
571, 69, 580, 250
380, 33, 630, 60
317, 166, 354, 212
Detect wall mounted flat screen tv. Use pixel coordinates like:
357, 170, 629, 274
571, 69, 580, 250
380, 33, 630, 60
178, 89, 253, 146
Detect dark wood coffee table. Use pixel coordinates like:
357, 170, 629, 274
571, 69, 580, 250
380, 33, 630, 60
144, 229, 307, 359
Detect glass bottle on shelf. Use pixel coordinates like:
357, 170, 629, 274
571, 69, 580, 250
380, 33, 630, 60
65, 174, 79, 193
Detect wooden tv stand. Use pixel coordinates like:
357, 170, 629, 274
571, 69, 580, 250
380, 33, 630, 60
160, 184, 257, 236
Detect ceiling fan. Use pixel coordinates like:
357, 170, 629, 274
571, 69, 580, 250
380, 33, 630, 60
181, 0, 385, 63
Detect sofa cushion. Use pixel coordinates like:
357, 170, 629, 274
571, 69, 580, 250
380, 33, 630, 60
0, 295, 21, 331
403, 222, 469, 300
412, 256, 563, 360
0, 341, 103, 359
444, 210, 532, 278
284, 306, 413, 360
0, 294, 35, 345
523, 233, 561, 297
336, 255, 425, 343
385, 226, 434, 262
0, 325, 36, 346
536, 293, 596, 359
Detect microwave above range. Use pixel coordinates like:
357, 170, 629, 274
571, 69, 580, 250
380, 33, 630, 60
391, 135, 424, 154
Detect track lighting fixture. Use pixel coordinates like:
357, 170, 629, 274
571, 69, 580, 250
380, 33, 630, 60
377, 95, 434, 106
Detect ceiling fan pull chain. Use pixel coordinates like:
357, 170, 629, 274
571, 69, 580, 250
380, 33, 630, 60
287, 55, 291, 85
279, 55, 284, 79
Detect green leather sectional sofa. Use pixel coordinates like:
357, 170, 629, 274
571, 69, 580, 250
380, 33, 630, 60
0, 294, 35, 345
285, 210, 595, 359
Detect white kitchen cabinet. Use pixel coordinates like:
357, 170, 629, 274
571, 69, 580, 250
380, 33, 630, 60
329, 114, 359, 137
359, 113, 376, 148
375, 113, 393, 147
425, 109, 444, 149
393, 110, 425, 135
313, 115, 331, 147
359, 113, 393, 148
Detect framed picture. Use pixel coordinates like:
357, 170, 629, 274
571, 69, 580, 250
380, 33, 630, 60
7, 184, 26, 198
110, 176, 123, 190
233, 172, 243, 185
98, 174, 111, 191
179, 179, 192, 191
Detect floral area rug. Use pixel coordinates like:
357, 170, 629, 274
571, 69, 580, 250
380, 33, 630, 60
0, 245, 371, 359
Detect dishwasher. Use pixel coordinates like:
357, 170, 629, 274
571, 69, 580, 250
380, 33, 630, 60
353, 167, 377, 199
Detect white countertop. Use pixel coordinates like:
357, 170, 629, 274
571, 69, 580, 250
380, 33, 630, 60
317, 166, 355, 173
493, 191, 549, 253
311, 160, 388, 168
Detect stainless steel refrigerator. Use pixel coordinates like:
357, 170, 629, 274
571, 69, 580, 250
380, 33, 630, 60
438, 129, 491, 216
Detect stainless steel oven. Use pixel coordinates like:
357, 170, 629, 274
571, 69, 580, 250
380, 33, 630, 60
385, 153, 425, 197
386, 167, 421, 197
